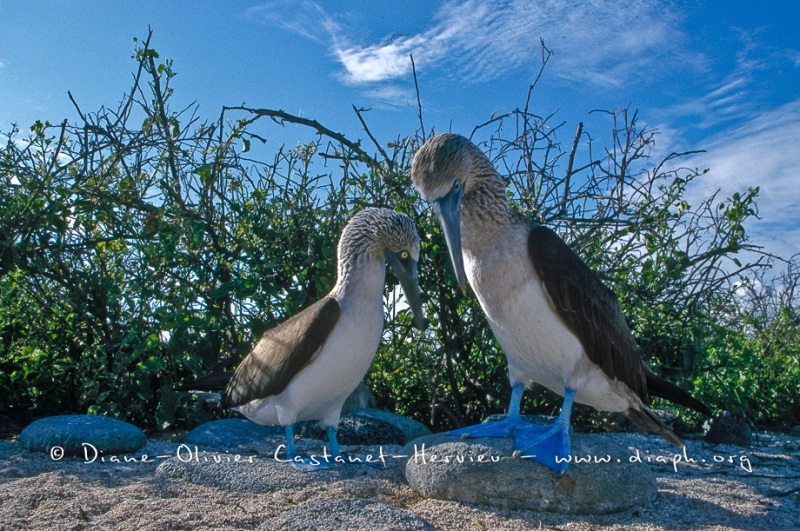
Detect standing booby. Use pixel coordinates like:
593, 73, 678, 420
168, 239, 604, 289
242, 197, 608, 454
411, 133, 710, 473
222, 208, 426, 471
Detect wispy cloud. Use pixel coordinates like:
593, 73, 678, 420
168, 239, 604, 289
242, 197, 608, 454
357, 85, 419, 110
686, 99, 800, 260
791, 49, 800, 68
658, 76, 754, 134
339, 0, 696, 87
660, 27, 800, 133
250, 0, 697, 91
245, 0, 341, 45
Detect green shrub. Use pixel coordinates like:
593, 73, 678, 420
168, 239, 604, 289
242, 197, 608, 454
2, 33, 797, 433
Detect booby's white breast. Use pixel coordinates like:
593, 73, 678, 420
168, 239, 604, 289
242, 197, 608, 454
462, 223, 631, 413
237, 261, 386, 428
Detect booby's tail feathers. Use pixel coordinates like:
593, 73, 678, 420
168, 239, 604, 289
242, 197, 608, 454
645, 370, 713, 417
625, 406, 684, 446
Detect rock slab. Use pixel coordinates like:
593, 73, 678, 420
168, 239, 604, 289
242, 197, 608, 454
300, 411, 406, 445
350, 408, 432, 443
19, 414, 147, 456
402, 433, 657, 514
704, 413, 753, 446
182, 418, 282, 452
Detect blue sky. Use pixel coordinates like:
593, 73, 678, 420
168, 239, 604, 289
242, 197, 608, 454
1, 1, 798, 263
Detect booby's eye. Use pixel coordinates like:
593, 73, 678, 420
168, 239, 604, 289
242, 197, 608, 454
400, 251, 409, 260
452, 180, 461, 192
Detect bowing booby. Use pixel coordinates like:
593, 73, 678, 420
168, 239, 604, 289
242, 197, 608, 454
411, 133, 711, 473
221, 208, 426, 471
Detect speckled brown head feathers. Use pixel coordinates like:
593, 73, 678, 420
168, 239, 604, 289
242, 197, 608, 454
337, 208, 420, 274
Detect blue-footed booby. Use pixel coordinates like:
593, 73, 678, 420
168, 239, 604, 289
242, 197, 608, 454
221, 208, 426, 471
411, 133, 711, 474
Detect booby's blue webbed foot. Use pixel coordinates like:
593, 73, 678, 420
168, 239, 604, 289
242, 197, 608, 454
513, 388, 577, 474
449, 382, 528, 439
513, 421, 572, 474
449, 415, 528, 438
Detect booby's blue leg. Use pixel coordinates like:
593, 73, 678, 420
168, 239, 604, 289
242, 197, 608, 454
514, 388, 576, 474
327, 426, 384, 468
284, 424, 334, 472
326, 426, 341, 460
284, 424, 300, 459
450, 383, 529, 438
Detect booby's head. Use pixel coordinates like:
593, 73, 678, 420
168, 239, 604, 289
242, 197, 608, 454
338, 208, 426, 331
410, 133, 477, 294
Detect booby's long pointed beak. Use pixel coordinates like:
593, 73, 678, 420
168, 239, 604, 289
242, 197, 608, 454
386, 252, 427, 331
434, 185, 466, 294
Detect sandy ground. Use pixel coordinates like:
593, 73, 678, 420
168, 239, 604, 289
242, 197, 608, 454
0, 429, 798, 530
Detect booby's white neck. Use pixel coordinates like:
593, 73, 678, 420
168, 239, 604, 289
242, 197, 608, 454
330, 257, 386, 309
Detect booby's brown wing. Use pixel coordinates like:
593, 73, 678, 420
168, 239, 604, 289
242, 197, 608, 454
528, 226, 648, 402
176, 371, 232, 391
221, 297, 341, 409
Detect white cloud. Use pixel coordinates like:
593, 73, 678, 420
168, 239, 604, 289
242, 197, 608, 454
686, 99, 800, 261
335, 42, 413, 83
346, 0, 696, 87
253, 0, 697, 90
245, 0, 340, 45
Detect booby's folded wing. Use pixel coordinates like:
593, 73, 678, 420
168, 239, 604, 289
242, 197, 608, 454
176, 371, 232, 391
528, 226, 648, 402
221, 297, 341, 408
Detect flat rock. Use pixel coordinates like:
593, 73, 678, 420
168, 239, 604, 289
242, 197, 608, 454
19, 414, 146, 457
187, 409, 426, 451
351, 408, 432, 443
401, 432, 658, 514
704, 414, 753, 446
259, 498, 435, 530
300, 412, 406, 445
182, 419, 282, 452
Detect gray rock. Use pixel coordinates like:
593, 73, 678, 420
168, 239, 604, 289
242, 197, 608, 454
301, 414, 406, 446
298, 408, 430, 446
259, 498, 435, 530
704, 413, 753, 446
401, 432, 657, 514
19, 414, 146, 457
341, 382, 377, 413
351, 408, 432, 444
182, 419, 283, 452
187, 408, 423, 450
